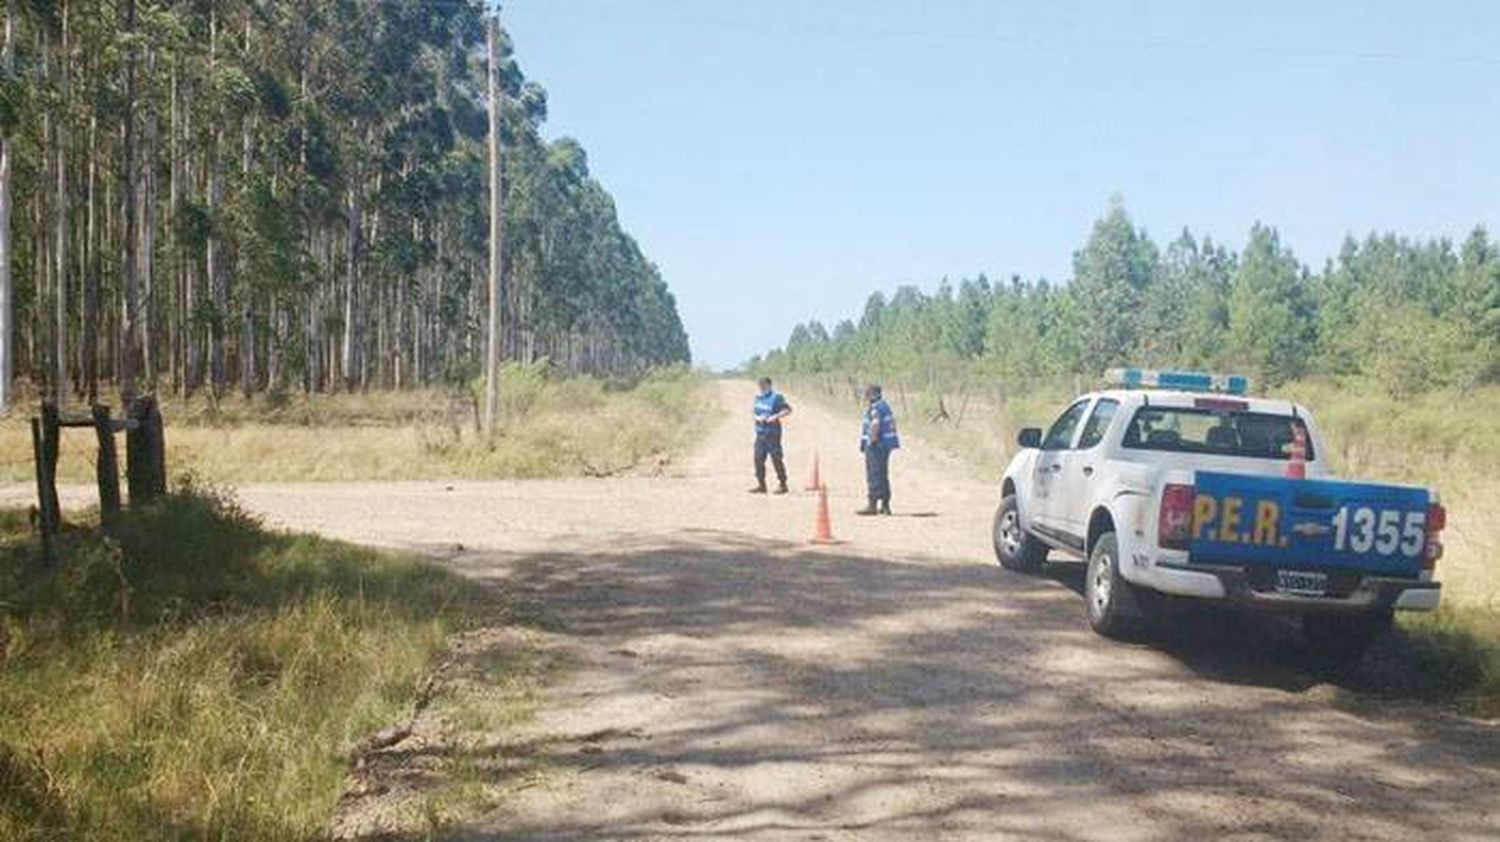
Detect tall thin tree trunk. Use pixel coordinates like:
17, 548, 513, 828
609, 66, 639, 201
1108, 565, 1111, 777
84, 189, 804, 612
341, 162, 360, 391
168, 66, 180, 393
484, 13, 504, 438
268, 294, 282, 391
104, 158, 115, 381
140, 49, 158, 389
84, 113, 98, 401
183, 80, 200, 393
364, 176, 380, 390
394, 270, 404, 389
33, 189, 45, 386
239, 11, 256, 398
53, 0, 69, 401
435, 220, 446, 379
239, 144, 255, 396
207, 11, 225, 396
0, 0, 14, 413
409, 216, 419, 385
119, 0, 140, 400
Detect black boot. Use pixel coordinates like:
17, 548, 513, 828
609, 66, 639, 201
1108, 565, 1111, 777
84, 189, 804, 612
879, 497, 891, 515
773, 481, 789, 495
856, 497, 879, 516
748, 483, 767, 494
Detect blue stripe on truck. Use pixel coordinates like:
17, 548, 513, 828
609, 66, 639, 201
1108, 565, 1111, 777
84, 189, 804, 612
1188, 471, 1430, 576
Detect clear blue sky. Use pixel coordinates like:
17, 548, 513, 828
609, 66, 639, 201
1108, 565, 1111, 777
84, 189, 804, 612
502, 0, 1500, 369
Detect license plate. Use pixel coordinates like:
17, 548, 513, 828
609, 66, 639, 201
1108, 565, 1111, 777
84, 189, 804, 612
1276, 569, 1329, 597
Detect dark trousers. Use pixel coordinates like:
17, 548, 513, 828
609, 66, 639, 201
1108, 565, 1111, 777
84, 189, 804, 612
754, 431, 787, 488
864, 444, 892, 503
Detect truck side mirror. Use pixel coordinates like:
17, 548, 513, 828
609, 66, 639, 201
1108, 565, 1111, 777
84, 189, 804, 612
1017, 427, 1043, 449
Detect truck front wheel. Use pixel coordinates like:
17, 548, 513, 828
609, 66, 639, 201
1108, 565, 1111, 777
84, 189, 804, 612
1085, 532, 1147, 638
1302, 612, 1392, 667
994, 494, 1047, 572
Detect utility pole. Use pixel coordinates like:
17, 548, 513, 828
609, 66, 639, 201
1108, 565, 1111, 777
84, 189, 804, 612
484, 9, 504, 440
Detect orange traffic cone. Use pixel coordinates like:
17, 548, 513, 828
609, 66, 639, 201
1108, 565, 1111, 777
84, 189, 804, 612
804, 451, 822, 491
811, 483, 840, 545
1286, 425, 1307, 480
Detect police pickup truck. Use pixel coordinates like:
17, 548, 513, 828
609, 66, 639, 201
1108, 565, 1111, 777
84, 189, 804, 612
993, 369, 1446, 661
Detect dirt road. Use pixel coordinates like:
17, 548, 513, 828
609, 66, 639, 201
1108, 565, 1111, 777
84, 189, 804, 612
105, 383, 1500, 837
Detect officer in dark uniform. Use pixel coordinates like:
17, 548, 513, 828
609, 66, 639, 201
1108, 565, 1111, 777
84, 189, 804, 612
750, 377, 793, 494
857, 383, 900, 515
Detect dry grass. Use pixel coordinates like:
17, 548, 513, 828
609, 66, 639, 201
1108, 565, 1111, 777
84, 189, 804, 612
0, 486, 544, 841
1278, 380, 1500, 614
0, 365, 721, 483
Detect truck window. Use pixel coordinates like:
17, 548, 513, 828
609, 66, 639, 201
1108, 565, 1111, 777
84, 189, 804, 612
1122, 407, 1315, 460
1041, 400, 1090, 450
1077, 398, 1119, 449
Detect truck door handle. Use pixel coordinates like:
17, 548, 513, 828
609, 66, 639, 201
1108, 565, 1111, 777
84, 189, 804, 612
1082, 466, 1094, 476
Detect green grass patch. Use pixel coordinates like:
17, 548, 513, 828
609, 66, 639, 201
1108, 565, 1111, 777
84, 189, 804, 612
1391, 608, 1500, 719
0, 485, 499, 841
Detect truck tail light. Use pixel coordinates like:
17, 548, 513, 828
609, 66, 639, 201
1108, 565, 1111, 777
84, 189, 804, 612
1424, 502, 1446, 570
1159, 483, 1195, 551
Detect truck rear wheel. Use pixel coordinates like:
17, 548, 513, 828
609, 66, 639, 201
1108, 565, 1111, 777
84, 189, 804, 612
1302, 612, 1392, 667
994, 494, 1047, 572
1085, 532, 1147, 639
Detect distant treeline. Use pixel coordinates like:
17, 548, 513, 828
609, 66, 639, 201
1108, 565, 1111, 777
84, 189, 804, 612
751, 204, 1500, 395
0, 0, 689, 409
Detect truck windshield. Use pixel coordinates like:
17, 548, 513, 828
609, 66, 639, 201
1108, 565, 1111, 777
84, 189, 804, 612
1122, 407, 1314, 461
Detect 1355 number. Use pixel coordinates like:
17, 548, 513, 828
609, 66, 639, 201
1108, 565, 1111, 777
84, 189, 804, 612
1330, 507, 1425, 558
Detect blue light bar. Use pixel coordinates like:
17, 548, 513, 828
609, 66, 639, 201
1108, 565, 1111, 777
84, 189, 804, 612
1105, 367, 1250, 395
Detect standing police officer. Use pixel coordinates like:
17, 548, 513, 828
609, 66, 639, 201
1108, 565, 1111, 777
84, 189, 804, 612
858, 383, 899, 515
751, 377, 793, 494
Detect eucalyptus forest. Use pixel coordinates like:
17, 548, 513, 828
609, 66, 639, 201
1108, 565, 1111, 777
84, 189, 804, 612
0, 0, 691, 412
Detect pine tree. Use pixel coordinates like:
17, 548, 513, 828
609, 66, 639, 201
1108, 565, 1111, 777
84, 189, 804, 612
1070, 202, 1159, 375
1226, 224, 1314, 385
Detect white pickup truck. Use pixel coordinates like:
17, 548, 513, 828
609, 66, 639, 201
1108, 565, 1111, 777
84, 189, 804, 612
994, 369, 1447, 661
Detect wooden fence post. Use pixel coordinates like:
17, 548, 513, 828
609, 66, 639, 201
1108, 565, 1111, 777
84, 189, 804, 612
92, 404, 122, 523
146, 398, 166, 497
39, 401, 61, 528
30, 416, 58, 564
126, 395, 166, 504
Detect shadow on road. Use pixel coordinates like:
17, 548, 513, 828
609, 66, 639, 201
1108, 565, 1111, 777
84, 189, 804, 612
1042, 559, 1492, 703
1041, 561, 1317, 693
358, 534, 1500, 841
